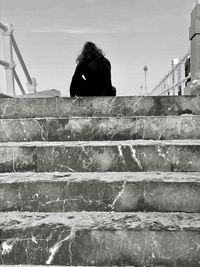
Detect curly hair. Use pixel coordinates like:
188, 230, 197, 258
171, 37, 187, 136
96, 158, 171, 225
76, 41, 105, 63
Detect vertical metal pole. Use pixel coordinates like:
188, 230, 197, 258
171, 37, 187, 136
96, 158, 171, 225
2, 24, 15, 95
171, 60, 175, 95
140, 85, 143, 96
144, 65, 148, 95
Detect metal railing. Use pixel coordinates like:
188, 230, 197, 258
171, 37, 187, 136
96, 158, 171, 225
150, 51, 191, 96
0, 22, 37, 96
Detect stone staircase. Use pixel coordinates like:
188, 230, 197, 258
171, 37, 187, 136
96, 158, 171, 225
1, 96, 200, 267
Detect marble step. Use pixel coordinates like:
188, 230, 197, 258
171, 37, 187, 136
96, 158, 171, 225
0, 266, 143, 267
1, 172, 200, 213
0, 115, 200, 142
1, 140, 200, 172
0, 96, 199, 119
1, 211, 200, 266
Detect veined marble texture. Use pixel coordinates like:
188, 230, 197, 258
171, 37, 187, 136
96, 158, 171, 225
0, 96, 200, 118
1, 212, 200, 266
0, 116, 200, 142
1, 172, 200, 213
1, 140, 200, 172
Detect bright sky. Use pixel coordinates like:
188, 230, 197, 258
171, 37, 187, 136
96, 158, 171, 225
0, 0, 197, 96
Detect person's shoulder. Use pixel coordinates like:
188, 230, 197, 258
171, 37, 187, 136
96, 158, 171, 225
102, 57, 110, 62
102, 57, 111, 67
75, 60, 87, 70
88, 57, 111, 66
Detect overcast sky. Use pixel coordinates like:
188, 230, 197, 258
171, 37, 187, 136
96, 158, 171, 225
0, 0, 197, 96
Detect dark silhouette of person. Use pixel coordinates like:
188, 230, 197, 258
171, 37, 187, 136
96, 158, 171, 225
70, 41, 116, 97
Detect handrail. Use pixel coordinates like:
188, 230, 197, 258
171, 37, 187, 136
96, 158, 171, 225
0, 22, 37, 95
150, 51, 190, 96
0, 22, 8, 32
13, 70, 26, 95
0, 59, 10, 68
12, 36, 33, 85
161, 75, 191, 95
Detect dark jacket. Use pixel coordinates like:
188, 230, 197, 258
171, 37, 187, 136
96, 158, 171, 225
70, 57, 115, 96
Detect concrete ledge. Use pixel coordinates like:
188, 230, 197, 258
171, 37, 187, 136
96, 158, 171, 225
0, 266, 140, 267
17, 89, 61, 98
0, 96, 200, 118
0, 92, 12, 98
1, 140, 200, 172
0, 116, 200, 141
1, 212, 200, 265
1, 172, 200, 213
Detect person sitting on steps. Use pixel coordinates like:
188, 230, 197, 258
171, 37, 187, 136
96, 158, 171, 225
70, 41, 116, 97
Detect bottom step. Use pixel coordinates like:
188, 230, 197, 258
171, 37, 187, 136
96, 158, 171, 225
0, 212, 200, 266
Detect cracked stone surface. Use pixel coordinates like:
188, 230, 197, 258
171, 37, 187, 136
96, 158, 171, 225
1, 212, 200, 266
1, 172, 200, 213
0, 96, 200, 118
0, 115, 200, 142
1, 96, 200, 267
0, 140, 200, 172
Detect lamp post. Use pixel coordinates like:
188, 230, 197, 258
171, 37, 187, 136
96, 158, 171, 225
140, 85, 143, 96
144, 65, 148, 95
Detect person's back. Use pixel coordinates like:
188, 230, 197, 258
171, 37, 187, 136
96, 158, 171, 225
82, 57, 113, 96
70, 41, 116, 97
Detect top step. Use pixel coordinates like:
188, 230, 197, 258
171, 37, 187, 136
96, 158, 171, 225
0, 96, 200, 118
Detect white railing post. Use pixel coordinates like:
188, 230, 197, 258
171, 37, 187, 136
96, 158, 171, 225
2, 24, 15, 95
